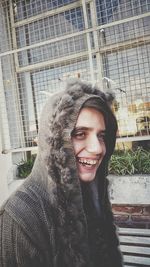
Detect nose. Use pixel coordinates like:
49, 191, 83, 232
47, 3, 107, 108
85, 135, 104, 155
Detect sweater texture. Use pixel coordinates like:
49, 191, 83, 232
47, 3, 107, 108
0, 79, 123, 267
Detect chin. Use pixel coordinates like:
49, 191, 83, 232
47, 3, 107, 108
79, 173, 96, 182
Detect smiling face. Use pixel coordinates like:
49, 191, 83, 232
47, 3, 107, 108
71, 107, 106, 182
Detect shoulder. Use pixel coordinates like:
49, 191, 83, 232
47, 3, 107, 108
0, 209, 48, 267
0, 179, 55, 250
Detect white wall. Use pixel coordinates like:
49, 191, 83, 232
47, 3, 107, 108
108, 175, 150, 205
0, 153, 11, 206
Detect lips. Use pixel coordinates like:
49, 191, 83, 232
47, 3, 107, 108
76, 157, 101, 181
77, 157, 99, 170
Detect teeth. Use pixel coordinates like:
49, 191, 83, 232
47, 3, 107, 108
78, 158, 97, 165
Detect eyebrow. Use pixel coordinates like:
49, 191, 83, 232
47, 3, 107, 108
73, 126, 106, 133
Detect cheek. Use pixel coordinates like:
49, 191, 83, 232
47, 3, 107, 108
72, 139, 83, 156
102, 143, 106, 156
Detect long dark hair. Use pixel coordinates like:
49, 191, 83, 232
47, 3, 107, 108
82, 97, 118, 160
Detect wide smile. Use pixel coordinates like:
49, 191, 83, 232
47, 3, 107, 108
77, 157, 99, 169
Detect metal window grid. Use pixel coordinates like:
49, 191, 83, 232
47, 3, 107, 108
0, 0, 150, 153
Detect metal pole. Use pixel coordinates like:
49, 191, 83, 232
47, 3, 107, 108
90, 0, 104, 89
82, 0, 95, 83
0, 58, 11, 151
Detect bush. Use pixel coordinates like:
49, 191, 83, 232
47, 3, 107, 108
109, 148, 150, 175
17, 155, 36, 178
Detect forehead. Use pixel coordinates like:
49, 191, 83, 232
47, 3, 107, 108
76, 107, 105, 129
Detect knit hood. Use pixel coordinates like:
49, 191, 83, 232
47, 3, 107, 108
2, 79, 122, 267
32, 78, 117, 187
3, 79, 119, 267
26, 78, 118, 266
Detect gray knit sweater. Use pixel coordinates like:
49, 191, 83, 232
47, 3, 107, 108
0, 79, 123, 267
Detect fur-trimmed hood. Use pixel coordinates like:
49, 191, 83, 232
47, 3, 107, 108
27, 78, 119, 266
3, 79, 122, 267
32, 78, 117, 185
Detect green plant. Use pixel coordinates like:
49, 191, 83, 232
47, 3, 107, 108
17, 155, 36, 178
109, 148, 150, 175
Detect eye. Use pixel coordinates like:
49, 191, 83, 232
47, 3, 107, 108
97, 133, 106, 142
72, 130, 86, 140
